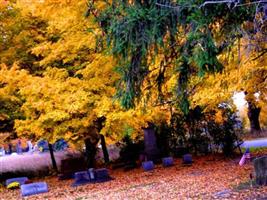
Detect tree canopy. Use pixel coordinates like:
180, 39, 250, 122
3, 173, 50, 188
0, 0, 266, 148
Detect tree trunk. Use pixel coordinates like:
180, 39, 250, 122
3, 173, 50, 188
48, 143, 58, 173
247, 101, 261, 132
84, 138, 97, 168
100, 134, 109, 163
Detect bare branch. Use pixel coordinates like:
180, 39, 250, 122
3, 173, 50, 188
156, 0, 267, 9
252, 49, 267, 60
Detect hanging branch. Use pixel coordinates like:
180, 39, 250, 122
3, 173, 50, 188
156, 0, 267, 61
156, 0, 267, 9
199, 0, 239, 8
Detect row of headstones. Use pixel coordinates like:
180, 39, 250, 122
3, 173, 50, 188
66, 154, 267, 188
142, 154, 193, 171
72, 168, 112, 186
0, 139, 69, 156
7, 155, 267, 197
10, 154, 191, 197
5, 177, 48, 197
0, 141, 34, 156
5, 168, 112, 197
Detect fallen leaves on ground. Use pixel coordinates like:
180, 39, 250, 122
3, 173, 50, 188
1, 154, 267, 200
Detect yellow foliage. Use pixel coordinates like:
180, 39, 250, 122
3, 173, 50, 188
191, 40, 267, 127
214, 110, 224, 124
2, 0, 266, 149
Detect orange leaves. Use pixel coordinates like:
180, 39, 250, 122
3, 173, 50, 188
214, 110, 225, 124
1, 154, 265, 199
0, 0, 8, 9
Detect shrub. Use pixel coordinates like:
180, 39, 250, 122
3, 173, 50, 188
161, 105, 243, 156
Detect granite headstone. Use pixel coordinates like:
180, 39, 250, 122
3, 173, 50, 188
254, 156, 267, 185
162, 157, 174, 167
183, 154, 193, 165
143, 127, 160, 162
21, 182, 48, 197
142, 161, 154, 171
58, 157, 87, 180
72, 171, 91, 186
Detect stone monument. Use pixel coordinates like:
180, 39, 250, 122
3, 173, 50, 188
143, 124, 160, 162
254, 156, 267, 185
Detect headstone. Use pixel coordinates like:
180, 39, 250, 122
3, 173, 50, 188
21, 182, 48, 197
8, 143, 12, 154
0, 147, 5, 156
94, 168, 111, 181
183, 154, 193, 165
71, 168, 112, 186
27, 141, 33, 152
16, 140, 22, 154
88, 168, 95, 180
37, 140, 49, 152
6, 177, 29, 186
254, 156, 267, 185
53, 139, 68, 151
142, 161, 154, 171
72, 171, 91, 186
162, 157, 174, 167
143, 127, 160, 161
58, 157, 87, 180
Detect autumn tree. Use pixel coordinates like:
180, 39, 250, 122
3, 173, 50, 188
191, 7, 267, 132
0, 0, 47, 73
91, 0, 257, 114
1, 0, 265, 163
91, 0, 266, 135
0, 0, 170, 166
0, 63, 26, 132
191, 50, 266, 132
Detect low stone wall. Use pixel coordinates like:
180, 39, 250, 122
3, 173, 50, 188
0, 151, 80, 180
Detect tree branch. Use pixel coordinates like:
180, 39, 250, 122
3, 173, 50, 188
252, 49, 267, 61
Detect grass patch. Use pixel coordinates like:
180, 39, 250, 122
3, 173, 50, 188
241, 147, 267, 153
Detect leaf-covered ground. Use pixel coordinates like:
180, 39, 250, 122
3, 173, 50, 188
1, 154, 267, 200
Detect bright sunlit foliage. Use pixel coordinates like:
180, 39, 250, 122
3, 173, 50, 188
0, 0, 266, 147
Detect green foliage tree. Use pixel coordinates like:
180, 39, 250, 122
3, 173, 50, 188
91, 0, 257, 115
